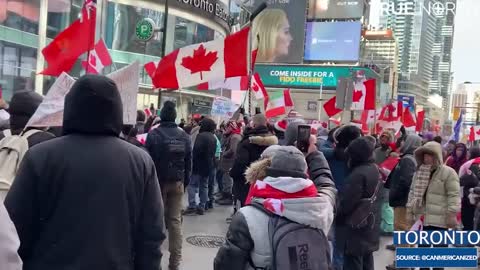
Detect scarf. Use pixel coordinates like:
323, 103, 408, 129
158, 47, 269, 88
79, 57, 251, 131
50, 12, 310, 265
244, 176, 318, 212
407, 164, 432, 214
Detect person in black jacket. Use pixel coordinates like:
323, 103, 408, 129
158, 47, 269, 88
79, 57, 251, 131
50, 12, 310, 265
0, 91, 55, 145
4, 75, 165, 270
146, 100, 191, 270
230, 114, 278, 209
337, 137, 381, 270
460, 147, 480, 230
384, 134, 422, 269
185, 117, 217, 215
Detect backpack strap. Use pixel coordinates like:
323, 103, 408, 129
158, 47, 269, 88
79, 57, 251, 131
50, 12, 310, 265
22, 129, 42, 139
246, 203, 273, 270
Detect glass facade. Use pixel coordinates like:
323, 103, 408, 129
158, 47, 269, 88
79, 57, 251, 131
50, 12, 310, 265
0, 0, 225, 106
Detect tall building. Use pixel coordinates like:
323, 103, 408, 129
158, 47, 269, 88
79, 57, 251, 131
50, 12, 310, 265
429, 0, 456, 113
360, 29, 399, 104
378, 0, 446, 107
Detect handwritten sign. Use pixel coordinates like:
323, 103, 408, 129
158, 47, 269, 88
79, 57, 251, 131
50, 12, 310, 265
27, 72, 75, 127
211, 97, 239, 119
107, 61, 139, 125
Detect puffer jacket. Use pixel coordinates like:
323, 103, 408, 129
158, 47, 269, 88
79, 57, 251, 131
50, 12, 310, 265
214, 151, 336, 270
409, 141, 460, 228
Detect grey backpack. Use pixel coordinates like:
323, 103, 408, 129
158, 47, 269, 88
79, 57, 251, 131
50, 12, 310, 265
250, 204, 332, 270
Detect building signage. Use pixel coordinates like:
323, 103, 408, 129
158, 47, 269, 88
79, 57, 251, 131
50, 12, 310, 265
255, 65, 379, 89
174, 0, 230, 30
135, 18, 156, 41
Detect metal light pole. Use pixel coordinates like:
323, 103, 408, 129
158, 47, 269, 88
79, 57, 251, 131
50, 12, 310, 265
157, 0, 169, 113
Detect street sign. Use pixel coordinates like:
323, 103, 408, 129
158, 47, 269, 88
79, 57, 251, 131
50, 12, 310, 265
135, 18, 155, 41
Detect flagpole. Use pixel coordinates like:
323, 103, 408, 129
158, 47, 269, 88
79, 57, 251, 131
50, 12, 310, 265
317, 82, 323, 121
157, 0, 169, 113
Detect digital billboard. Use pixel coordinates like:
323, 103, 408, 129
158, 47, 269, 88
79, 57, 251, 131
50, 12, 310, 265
307, 0, 365, 19
304, 21, 361, 62
246, 0, 307, 64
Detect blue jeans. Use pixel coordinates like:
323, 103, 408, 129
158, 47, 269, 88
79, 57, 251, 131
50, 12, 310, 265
333, 225, 346, 270
187, 174, 208, 209
216, 168, 224, 193
208, 168, 216, 202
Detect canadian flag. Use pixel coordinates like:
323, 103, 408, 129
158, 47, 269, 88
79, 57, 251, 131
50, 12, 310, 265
152, 27, 251, 89
469, 126, 480, 142
402, 107, 416, 128
378, 101, 402, 122
361, 108, 382, 125
416, 106, 425, 132
251, 73, 268, 100
198, 76, 249, 91
351, 79, 376, 110
144, 108, 152, 118
144, 61, 158, 79
81, 39, 112, 74
323, 96, 343, 117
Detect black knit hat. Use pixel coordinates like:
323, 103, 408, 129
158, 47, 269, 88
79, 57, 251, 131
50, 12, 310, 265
160, 101, 177, 122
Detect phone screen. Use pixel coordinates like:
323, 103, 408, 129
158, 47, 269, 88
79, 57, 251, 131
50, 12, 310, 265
297, 125, 311, 153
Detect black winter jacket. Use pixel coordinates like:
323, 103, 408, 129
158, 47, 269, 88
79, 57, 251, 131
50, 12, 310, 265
214, 150, 336, 270
337, 138, 381, 256
192, 118, 217, 177
385, 154, 416, 207
146, 121, 192, 186
5, 75, 165, 270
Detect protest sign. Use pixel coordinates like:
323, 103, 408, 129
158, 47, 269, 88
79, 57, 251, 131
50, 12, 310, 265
27, 72, 75, 127
211, 97, 239, 119
107, 61, 139, 125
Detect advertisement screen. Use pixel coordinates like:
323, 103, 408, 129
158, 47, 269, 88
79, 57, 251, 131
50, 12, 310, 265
307, 0, 365, 19
304, 21, 361, 62
246, 0, 307, 63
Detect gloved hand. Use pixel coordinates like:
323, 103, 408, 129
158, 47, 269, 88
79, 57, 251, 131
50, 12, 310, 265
446, 212, 457, 229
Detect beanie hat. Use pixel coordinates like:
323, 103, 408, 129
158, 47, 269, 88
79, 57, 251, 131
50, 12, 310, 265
274, 119, 287, 132
334, 124, 363, 148
160, 101, 177, 122
265, 145, 308, 178
346, 137, 375, 166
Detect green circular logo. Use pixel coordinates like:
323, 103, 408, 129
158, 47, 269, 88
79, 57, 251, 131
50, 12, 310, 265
135, 18, 155, 41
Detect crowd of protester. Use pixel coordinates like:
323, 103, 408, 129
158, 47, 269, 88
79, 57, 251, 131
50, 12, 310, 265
1, 74, 480, 270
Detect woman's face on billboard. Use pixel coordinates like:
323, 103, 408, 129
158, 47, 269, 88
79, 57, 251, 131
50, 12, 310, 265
274, 17, 292, 59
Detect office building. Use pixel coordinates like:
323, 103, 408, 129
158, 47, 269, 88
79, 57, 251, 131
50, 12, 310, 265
361, 29, 399, 104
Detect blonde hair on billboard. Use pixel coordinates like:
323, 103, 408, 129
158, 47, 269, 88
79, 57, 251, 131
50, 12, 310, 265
252, 9, 288, 62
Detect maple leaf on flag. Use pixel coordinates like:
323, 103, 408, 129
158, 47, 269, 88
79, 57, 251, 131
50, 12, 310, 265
181, 44, 218, 80
352, 90, 363, 102
90, 54, 96, 67
476, 129, 480, 136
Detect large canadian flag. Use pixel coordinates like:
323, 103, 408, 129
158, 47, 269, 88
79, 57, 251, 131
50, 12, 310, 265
197, 76, 249, 91
81, 39, 112, 74
251, 73, 268, 100
351, 79, 376, 110
470, 126, 480, 142
152, 27, 251, 89
361, 108, 382, 124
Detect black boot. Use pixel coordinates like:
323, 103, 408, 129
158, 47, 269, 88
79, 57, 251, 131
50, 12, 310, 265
217, 193, 233, 205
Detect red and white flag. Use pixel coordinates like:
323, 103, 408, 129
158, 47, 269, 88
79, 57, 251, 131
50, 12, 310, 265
144, 108, 152, 118
251, 73, 268, 100
323, 96, 343, 117
351, 79, 376, 110
378, 101, 401, 122
264, 90, 294, 119
144, 61, 158, 80
361, 108, 382, 125
152, 27, 251, 89
416, 106, 425, 132
198, 76, 249, 91
402, 107, 416, 128
82, 39, 112, 74
470, 126, 480, 142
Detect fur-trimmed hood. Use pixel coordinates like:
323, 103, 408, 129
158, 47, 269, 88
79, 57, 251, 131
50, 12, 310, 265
249, 135, 278, 146
245, 158, 271, 184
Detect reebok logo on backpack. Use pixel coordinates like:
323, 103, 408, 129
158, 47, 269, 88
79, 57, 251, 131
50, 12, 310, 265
250, 204, 332, 270
0, 129, 40, 201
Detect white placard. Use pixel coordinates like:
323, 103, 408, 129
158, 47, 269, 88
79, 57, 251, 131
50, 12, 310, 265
107, 61, 139, 125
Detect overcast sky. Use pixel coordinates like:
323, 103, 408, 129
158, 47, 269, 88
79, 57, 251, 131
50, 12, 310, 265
369, 0, 480, 89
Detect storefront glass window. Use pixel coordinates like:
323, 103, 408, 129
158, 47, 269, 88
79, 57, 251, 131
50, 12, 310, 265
46, 0, 83, 38
0, 0, 40, 34
0, 41, 37, 101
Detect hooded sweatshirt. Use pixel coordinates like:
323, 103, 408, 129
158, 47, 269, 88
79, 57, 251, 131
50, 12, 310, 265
5, 75, 165, 270
192, 118, 217, 177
